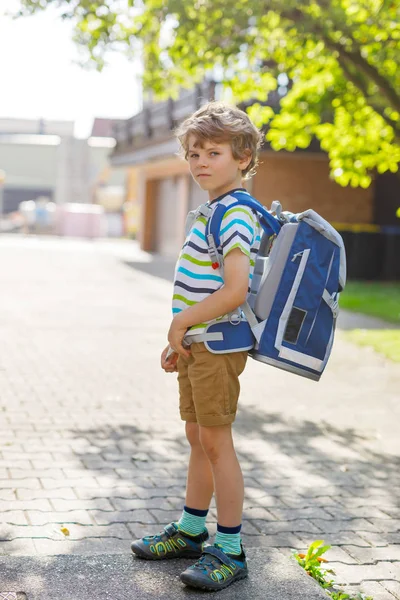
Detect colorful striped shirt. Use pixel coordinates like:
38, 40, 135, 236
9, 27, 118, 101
172, 190, 261, 336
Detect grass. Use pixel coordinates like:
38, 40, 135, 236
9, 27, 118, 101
344, 330, 400, 363
340, 282, 400, 324
339, 282, 400, 363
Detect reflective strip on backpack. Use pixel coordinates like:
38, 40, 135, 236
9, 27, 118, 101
275, 248, 311, 352
278, 347, 324, 372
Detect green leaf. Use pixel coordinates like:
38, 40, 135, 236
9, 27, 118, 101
13, 0, 400, 188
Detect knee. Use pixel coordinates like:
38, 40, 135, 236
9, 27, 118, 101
185, 422, 200, 448
199, 426, 229, 464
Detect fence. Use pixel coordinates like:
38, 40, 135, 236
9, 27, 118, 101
334, 224, 400, 281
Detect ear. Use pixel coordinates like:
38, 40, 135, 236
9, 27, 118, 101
238, 150, 252, 172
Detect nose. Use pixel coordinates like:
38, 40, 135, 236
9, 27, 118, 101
199, 155, 208, 168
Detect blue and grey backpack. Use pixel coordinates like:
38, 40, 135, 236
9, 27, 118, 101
184, 190, 346, 381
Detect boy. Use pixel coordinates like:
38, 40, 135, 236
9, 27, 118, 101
131, 101, 262, 591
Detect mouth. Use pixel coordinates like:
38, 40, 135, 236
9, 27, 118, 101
197, 174, 211, 178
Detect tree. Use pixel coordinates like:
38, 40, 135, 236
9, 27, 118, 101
15, 0, 400, 188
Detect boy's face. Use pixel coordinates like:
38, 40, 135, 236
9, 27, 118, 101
187, 135, 251, 200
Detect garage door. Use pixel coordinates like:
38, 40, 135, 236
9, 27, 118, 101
154, 177, 183, 258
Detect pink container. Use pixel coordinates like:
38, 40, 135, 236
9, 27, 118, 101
56, 204, 105, 238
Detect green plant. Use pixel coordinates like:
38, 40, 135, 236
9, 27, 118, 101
292, 541, 374, 600
329, 593, 373, 600
292, 540, 335, 588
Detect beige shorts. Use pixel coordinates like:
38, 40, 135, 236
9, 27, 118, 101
177, 342, 248, 427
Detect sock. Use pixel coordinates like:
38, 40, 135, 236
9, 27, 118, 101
215, 524, 242, 555
177, 505, 208, 536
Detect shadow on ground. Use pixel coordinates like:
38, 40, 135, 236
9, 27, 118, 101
66, 404, 400, 551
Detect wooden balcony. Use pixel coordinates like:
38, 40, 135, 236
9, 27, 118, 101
112, 81, 216, 157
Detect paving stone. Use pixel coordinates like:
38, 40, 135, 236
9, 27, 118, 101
340, 582, 396, 600
51, 498, 114, 511
381, 580, 400, 599
27, 510, 94, 526
250, 519, 321, 534
16, 488, 77, 501
345, 544, 400, 563
310, 518, 381, 533
367, 519, 400, 533
40, 477, 99, 489
268, 507, 334, 520
379, 508, 400, 519
111, 497, 173, 511
325, 506, 395, 520
244, 495, 287, 509
2, 451, 48, 460
362, 532, 400, 546
0, 479, 41, 489
0, 538, 37, 555
9, 469, 64, 479
0, 513, 28, 526
0, 500, 52, 512
296, 531, 373, 547
279, 495, 342, 508
277, 545, 358, 565
241, 520, 267, 536
93, 510, 157, 525
242, 506, 276, 520
246, 532, 306, 548
31, 458, 82, 469
0, 461, 31, 469
0, 491, 16, 502
0, 523, 131, 540
330, 561, 400, 584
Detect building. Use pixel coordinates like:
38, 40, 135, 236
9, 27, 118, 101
0, 117, 125, 215
110, 81, 398, 260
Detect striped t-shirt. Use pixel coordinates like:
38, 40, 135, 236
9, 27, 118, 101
172, 190, 261, 336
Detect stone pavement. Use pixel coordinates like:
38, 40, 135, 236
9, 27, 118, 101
0, 235, 399, 599
0, 551, 328, 600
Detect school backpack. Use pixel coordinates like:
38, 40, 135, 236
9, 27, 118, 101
190, 190, 346, 381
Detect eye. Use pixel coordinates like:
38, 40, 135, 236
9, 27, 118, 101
210, 152, 219, 156
189, 153, 199, 158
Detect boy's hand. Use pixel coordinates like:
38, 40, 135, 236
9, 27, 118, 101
161, 345, 179, 373
168, 315, 191, 358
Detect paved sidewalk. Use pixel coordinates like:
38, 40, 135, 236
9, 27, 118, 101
0, 235, 400, 599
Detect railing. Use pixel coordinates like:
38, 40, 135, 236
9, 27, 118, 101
113, 81, 216, 153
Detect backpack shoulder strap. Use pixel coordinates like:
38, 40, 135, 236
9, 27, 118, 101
231, 191, 281, 236
205, 191, 281, 249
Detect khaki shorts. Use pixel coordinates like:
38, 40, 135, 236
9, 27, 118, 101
177, 342, 248, 427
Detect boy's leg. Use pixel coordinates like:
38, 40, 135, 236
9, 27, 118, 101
179, 348, 248, 590
184, 422, 214, 510
199, 424, 244, 552
131, 371, 215, 559
176, 422, 214, 536
179, 424, 248, 590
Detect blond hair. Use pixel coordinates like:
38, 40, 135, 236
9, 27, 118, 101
175, 101, 262, 179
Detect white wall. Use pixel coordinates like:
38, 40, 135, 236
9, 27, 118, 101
0, 135, 59, 189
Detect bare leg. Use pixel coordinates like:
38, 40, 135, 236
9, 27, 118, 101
185, 422, 214, 510
199, 424, 244, 527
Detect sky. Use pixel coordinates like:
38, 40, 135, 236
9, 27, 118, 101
0, 0, 142, 138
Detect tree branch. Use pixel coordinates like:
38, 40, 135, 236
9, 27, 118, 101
337, 55, 400, 140
275, 4, 400, 117
331, 44, 400, 115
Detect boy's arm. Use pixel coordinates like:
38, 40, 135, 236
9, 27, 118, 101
168, 248, 249, 355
